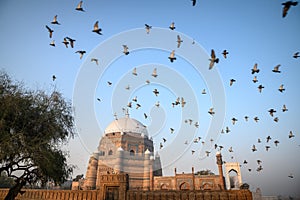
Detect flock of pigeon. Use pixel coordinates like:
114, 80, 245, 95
45, 1, 299, 180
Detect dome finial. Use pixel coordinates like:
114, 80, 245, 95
125, 108, 130, 118
114, 112, 118, 120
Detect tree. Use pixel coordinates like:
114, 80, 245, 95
0, 172, 14, 188
0, 71, 75, 200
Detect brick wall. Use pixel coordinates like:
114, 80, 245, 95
0, 189, 253, 200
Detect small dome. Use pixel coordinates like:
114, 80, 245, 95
105, 116, 148, 136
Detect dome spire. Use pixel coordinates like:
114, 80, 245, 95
125, 108, 130, 118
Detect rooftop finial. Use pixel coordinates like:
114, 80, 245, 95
114, 112, 118, 120
125, 108, 129, 118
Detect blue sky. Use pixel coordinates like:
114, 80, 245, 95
1, 0, 300, 197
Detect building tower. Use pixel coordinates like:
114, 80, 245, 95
216, 152, 226, 190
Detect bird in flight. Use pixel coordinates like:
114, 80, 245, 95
144, 113, 148, 119
177, 35, 183, 48
258, 138, 261, 143
75, 50, 86, 59
288, 173, 294, 178
49, 40, 55, 47
282, 104, 288, 112
62, 38, 69, 48
244, 116, 249, 121
231, 118, 238, 125
288, 131, 295, 138
132, 68, 137, 76
181, 97, 186, 108
170, 128, 174, 134
251, 63, 260, 74
226, 126, 230, 133
282, 1, 298, 18
145, 24, 152, 34
92, 21, 102, 35
66, 37, 76, 48
208, 108, 215, 116
254, 116, 259, 122
252, 76, 258, 83
278, 84, 285, 93
252, 144, 257, 152
258, 85, 264, 93
45, 25, 54, 38
51, 15, 60, 25
91, 58, 99, 65
191, 0, 196, 6
268, 109, 276, 117
265, 146, 271, 151
132, 96, 137, 102
107, 81, 112, 86
274, 117, 279, 123
76, 1, 85, 12
152, 68, 158, 78
272, 64, 281, 73
123, 45, 129, 55
168, 50, 176, 62
293, 52, 300, 58
209, 49, 219, 70
52, 75, 56, 81
153, 89, 159, 96
97, 98, 101, 102
169, 22, 175, 30
274, 140, 280, 146
229, 79, 236, 86
222, 50, 229, 59
201, 89, 206, 94
266, 135, 272, 143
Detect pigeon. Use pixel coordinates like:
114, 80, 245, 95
229, 147, 233, 152
243, 160, 248, 164
257, 160, 262, 165
170, 128, 174, 134
177, 35, 183, 48
51, 15, 60, 25
268, 109, 276, 117
45, 25, 54, 38
91, 58, 99, 65
274, 140, 280, 146
222, 50, 229, 58
288, 174, 294, 178
258, 138, 261, 143
76, 1, 85, 12
205, 151, 211, 157
258, 85, 264, 93
226, 126, 230, 133
52, 75, 56, 81
144, 113, 148, 119
248, 169, 252, 172
145, 80, 150, 84
127, 102, 132, 108
293, 52, 300, 58
244, 116, 249, 121
256, 165, 263, 172
169, 22, 175, 30
132, 96, 137, 102
136, 104, 141, 109
153, 89, 159, 96
75, 50, 86, 59
209, 49, 219, 70
230, 79, 236, 86
191, 0, 196, 6
221, 129, 224, 134
107, 81, 112, 86
288, 131, 295, 138
181, 97, 186, 108
160, 143, 163, 149
122, 45, 129, 55
97, 98, 101, 102
252, 76, 258, 83
282, 1, 298, 18
145, 24, 152, 34
125, 85, 130, 90
252, 145, 257, 152
278, 84, 285, 92
214, 144, 218, 149
265, 146, 271, 151
191, 150, 195, 155
194, 122, 199, 128
62, 38, 69, 48
272, 64, 281, 73
155, 101, 160, 107
66, 37, 76, 48
251, 63, 260, 74
208, 108, 215, 115
232, 118, 238, 125
274, 117, 279, 122
152, 68, 157, 77
282, 104, 288, 112
168, 50, 176, 62
92, 21, 102, 35
266, 136, 272, 143
132, 68, 137, 76
254, 117, 259, 122
202, 89, 206, 94
49, 40, 55, 47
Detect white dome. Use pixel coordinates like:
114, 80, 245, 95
104, 116, 148, 136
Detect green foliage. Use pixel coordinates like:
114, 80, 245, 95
194, 169, 215, 176
0, 172, 14, 188
0, 71, 75, 198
